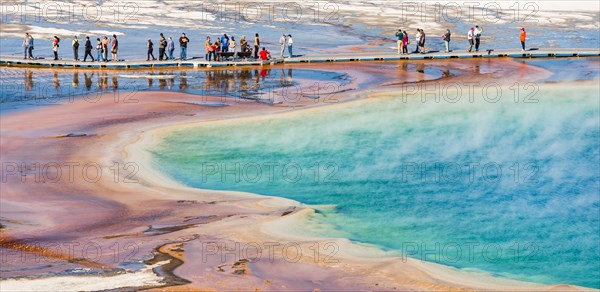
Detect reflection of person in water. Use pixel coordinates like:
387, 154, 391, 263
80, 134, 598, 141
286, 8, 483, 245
239, 69, 251, 98
260, 68, 268, 79
159, 74, 167, 90
168, 75, 175, 89
72, 72, 79, 88
112, 74, 118, 89
84, 72, 93, 90
416, 62, 425, 73
179, 72, 188, 90
24, 69, 34, 91
100, 71, 109, 90
53, 71, 60, 88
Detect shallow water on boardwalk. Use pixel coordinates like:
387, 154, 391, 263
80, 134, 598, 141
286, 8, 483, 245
153, 84, 600, 288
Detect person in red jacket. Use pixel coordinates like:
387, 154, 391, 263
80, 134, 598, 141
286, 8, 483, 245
259, 47, 270, 60
520, 28, 527, 51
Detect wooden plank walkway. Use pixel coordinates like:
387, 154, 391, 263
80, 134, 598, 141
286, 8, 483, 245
1, 48, 598, 70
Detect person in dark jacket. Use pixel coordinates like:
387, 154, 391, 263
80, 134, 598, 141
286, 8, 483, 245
83, 36, 94, 62
159, 33, 167, 60
419, 29, 426, 54
443, 29, 451, 53
179, 33, 189, 60
147, 39, 156, 61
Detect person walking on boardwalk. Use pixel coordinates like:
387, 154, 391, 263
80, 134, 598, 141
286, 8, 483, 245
147, 39, 156, 61
101, 36, 109, 61
111, 34, 118, 61
159, 33, 167, 60
402, 30, 409, 54
179, 33, 189, 60
474, 25, 483, 51
419, 29, 426, 54
205, 36, 213, 61
96, 38, 102, 61
395, 29, 403, 54
52, 36, 60, 60
72, 36, 80, 61
22, 33, 30, 59
27, 34, 34, 59
414, 29, 421, 53
279, 34, 287, 58
167, 37, 175, 60
254, 33, 260, 59
83, 36, 94, 62
467, 27, 474, 52
520, 28, 527, 51
443, 29, 451, 53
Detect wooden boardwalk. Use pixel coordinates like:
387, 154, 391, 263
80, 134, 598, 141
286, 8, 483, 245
1, 48, 598, 70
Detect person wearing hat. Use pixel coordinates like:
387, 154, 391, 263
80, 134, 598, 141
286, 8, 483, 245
467, 27, 474, 52
520, 28, 527, 51
159, 33, 167, 60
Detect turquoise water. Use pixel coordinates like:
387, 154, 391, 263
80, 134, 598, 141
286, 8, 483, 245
152, 85, 600, 288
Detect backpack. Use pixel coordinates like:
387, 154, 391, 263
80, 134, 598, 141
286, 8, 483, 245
73, 39, 79, 48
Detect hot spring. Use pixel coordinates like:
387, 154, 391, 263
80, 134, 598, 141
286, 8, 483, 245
151, 83, 600, 288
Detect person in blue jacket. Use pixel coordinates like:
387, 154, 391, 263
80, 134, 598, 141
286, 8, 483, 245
221, 34, 229, 53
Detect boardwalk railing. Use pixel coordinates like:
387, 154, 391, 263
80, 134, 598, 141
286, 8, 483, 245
1, 48, 598, 69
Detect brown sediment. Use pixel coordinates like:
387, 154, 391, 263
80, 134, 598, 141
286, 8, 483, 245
144, 240, 194, 289
1, 59, 591, 291
0, 235, 113, 270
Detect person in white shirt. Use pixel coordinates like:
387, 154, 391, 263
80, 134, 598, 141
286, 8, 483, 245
474, 25, 483, 51
279, 34, 287, 58
287, 34, 293, 57
22, 33, 31, 59
228, 36, 237, 53
414, 29, 421, 53
467, 28, 474, 52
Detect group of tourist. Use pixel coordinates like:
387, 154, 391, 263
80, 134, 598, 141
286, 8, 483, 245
146, 33, 186, 61
21, 27, 528, 62
38, 34, 119, 61
394, 26, 527, 54
26, 31, 287, 62
278, 34, 294, 58
202, 33, 254, 61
